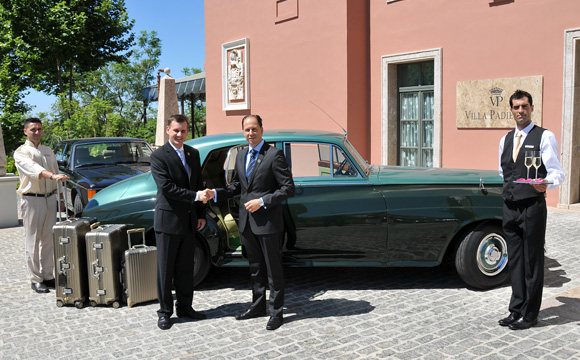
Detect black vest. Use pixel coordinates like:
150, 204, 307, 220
501, 125, 547, 201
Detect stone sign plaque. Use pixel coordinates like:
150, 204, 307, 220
456, 75, 543, 128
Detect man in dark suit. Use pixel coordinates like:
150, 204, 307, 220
207, 114, 295, 330
497, 90, 565, 330
151, 114, 209, 330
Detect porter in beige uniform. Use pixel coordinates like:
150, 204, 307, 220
14, 118, 68, 293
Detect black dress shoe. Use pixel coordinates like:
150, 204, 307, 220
235, 308, 267, 320
266, 315, 283, 330
498, 312, 520, 326
176, 308, 206, 320
509, 317, 538, 330
43, 279, 56, 289
31, 282, 49, 293
158, 316, 172, 330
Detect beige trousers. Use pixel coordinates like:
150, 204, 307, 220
21, 195, 57, 284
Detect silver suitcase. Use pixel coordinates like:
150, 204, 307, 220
53, 181, 97, 308
85, 224, 129, 308
122, 228, 157, 307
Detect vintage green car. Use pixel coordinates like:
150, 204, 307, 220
83, 130, 508, 289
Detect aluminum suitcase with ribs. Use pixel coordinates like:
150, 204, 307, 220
53, 217, 97, 308
85, 224, 129, 308
122, 228, 158, 307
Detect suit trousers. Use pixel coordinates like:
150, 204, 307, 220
502, 195, 546, 321
155, 230, 195, 317
21, 195, 57, 283
241, 226, 285, 317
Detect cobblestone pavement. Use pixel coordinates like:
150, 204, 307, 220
1, 210, 579, 360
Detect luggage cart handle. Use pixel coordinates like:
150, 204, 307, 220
56, 180, 69, 222
127, 228, 146, 248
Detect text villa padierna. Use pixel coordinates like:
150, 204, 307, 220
464, 110, 514, 121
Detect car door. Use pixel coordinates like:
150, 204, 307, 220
281, 141, 388, 265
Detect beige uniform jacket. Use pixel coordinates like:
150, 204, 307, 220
14, 140, 59, 196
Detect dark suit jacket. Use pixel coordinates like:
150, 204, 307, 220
217, 142, 294, 235
151, 142, 205, 235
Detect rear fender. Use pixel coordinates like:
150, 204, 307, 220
445, 219, 503, 262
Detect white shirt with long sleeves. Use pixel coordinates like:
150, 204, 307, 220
167, 141, 200, 202
498, 121, 565, 190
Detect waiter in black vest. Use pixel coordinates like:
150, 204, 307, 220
497, 90, 565, 330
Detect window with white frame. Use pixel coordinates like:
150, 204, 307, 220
397, 61, 434, 167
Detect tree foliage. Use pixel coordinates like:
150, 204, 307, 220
0, 6, 31, 154
0, 53, 30, 154
0, 0, 134, 106
52, 30, 161, 144
0, 2, 207, 154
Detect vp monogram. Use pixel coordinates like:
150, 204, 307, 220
489, 87, 504, 107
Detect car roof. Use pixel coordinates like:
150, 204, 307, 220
57, 137, 148, 145
186, 129, 347, 150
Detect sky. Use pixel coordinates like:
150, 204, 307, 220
24, 0, 206, 115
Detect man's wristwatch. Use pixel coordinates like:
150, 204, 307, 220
49, 173, 54, 180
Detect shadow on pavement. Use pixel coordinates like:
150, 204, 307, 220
284, 298, 375, 323
197, 255, 571, 295
544, 256, 571, 288
201, 265, 468, 292
539, 296, 580, 327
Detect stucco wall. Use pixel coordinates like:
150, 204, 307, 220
369, 0, 580, 206
205, 0, 580, 207
206, 1, 350, 136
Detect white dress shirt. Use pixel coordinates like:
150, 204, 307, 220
498, 121, 566, 190
245, 140, 265, 171
168, 142, 199, 202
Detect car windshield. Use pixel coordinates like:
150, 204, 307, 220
343, 138, 371, 176
74, 141, 152, 168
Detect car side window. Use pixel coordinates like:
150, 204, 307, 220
59, 144, 73, 168
284, 142, 358, 178
284, 143, 331, 177
332, 145, 358, 177
54, 144, 66, 163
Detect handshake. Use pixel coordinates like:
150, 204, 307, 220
196, 188, 215, 203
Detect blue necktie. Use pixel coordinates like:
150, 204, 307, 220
246, 149, 257, 180
178, 149, 188, 174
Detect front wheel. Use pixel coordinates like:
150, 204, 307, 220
455, 223, 509, 289
193, 235, 211, 288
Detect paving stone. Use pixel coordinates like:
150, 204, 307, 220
1, 210, 580, 359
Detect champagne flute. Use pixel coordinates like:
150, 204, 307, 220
532, 150, 542, 180
524, 150, 534, 179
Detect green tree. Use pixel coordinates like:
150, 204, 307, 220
0, 53, 30, 155
0, 10, 31, 154
0, 0, 134, 120
65, 30, 161, 143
